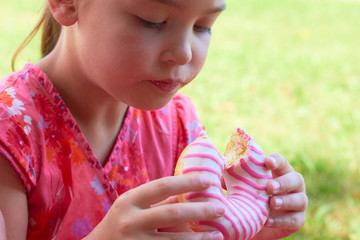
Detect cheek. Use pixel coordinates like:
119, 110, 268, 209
192, 39, 210, 73
81, 25, 151, 78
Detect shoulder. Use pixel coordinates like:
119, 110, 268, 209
130, 93, 203, 132
170, 93, 204, 138
0, 63, 55, 120
169, 93, 197, 109
167, 93, 200, 121
125, 93, 205, 178
0, 64, 51, 193
0, 63, 42, 91
0, 64, 46, 113
169, 93, 205, 156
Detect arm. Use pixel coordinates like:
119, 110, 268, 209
252, 154, 308, 240
0, 157, 28, 240
0, 210, 5, 240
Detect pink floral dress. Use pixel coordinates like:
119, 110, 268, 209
0, 64, 204, 239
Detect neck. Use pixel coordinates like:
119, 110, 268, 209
37, 37, 128, 164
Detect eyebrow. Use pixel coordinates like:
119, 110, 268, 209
151, 0, 226, 14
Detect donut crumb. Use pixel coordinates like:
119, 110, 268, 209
224, 128, 249, 166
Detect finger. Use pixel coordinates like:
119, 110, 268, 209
152, 231, 223, 240
128, 174, 212, 208
139, 202, 225, 230
266, 172, 305, 195
266, 171, 305, 195
270, 192, 308, 211
265, 211, 306, 230
151, 196, 179, 208
158, 223, 193, 233
265, 153, 294, 178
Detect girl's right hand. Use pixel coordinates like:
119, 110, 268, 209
84, 175, 225, 240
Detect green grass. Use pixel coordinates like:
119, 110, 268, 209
1, 0, 360, 239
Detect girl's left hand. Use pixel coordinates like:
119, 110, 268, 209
252, 153, 308, 240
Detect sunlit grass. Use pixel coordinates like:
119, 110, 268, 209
183, 0, 360, 238
1, 0, 359, 239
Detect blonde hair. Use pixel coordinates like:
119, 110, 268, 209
11, 3, 61, 71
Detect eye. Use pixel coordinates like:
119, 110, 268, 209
194, 24, 212, 35
138, 17, 166, 30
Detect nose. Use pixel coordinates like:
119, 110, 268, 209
160, 31, 193, 65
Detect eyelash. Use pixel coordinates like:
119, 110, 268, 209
194, 25, 212, 34
138, 18, 165, 30
138, 17, 212, 34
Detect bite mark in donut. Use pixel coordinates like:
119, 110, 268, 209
175, 128, 272, 240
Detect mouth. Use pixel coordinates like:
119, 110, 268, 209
149, 80, 181, 93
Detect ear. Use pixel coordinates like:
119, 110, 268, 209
47, 0, 78, 26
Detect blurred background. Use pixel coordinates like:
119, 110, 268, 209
1, 0, 359, 239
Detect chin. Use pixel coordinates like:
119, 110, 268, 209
130, 96, 174, 111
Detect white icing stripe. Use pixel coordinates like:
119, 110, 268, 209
231, 193, 269, 217
198, 221, 230, 239
177, 129, 271, 240
229, 196, 265, 227
247, 154, 266, 167
227, 167, 267, 191
184, 153, 224, 170
227, 197, 251, 239
240, 158, 272, 179
232, 186, 269, 204
182, 166, 221, 181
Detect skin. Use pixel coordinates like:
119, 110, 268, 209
253, 154, 308, 240
39, 0, 225, 163
0, 157, 28, 240
0, 0, 307, 239
0, 209, 7, 240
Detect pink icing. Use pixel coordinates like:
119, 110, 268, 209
198, 221, 230, 239
184, 153, 224, 170
248, 154, 266, 167
240, 158, 272, 179
182, 166, 221, 181
232, 186, 269, 204
226, 167, 267, 191
248, 145, 264, 155
177, 129, 272, 240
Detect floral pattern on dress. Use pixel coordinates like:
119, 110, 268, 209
71, 217, 93, 238
0, 64, 204, 240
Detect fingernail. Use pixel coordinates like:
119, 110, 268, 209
272, 181, 280, 194
211, 231, 223, 240
214, 203, 225, 216
269, 156, 277, 166
200, 175, 211, 187
266, 217, 274, 227
274, 198, 283, 209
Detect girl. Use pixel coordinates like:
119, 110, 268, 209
0, 0, 307, 239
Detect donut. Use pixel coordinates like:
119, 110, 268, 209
174, 128, 272, 240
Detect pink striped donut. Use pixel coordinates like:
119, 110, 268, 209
175, 128, 272, 240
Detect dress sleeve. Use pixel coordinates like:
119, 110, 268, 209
173, 94, 205, 160
0, 102, 38, 194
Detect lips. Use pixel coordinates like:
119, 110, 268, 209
150, 80, 181, 93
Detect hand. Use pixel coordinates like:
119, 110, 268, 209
252, 153, 308, 240
84, 174, 225, 240
152, 196, 195, 233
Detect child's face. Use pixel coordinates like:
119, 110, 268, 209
73, 0, 225, 110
